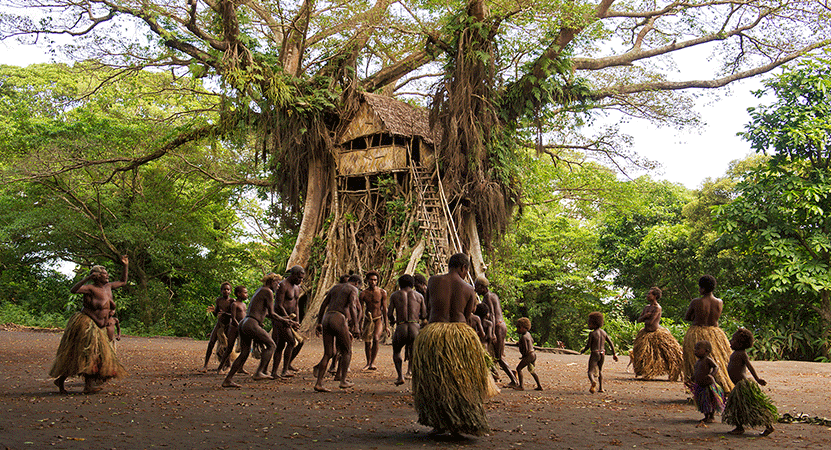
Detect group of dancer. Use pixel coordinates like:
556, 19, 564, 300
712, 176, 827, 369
48, 255, 778, 438
624, 275, 778, 436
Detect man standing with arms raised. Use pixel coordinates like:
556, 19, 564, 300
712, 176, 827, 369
411, 253, 493, 436
50, 256, 129, 394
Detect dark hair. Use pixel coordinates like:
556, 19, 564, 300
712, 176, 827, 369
220, 281, 232, 290
648, 286, 662, 300
365, 270, 380, 281
448, 253, 470, 269
732, 327, 754, 350
234, 285, 246, 297
698, 275, 716, 294
398, 274, 414, 289
348, 274, 362, 284
588, 311, 604, 329
695, 340, 712, 354
414, 273, 427, 285
517, 317, 531, 331
474, 302, 490, 318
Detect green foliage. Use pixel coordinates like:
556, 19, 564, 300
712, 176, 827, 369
716, 56, 831, 359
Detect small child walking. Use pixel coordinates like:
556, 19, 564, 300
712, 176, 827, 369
723, 328, 777, 436
685, 340, 726, 424
514, 317, 542, 391
580, 311, 618, 393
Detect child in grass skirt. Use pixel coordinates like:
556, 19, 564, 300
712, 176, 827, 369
723, 328, 777, 436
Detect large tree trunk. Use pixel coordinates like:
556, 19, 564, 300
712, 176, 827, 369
462, 210, 487, 280
286, 158, 330, 270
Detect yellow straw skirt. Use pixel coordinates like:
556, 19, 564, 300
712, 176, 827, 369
412, 322, 493, 436
214, 321, 230, 361
49, 312, 127, 381
632, 327, 683, 381
682, 325, 734, 393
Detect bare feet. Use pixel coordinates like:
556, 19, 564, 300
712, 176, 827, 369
729, 427, 745, 435
394, 379, 405, 386
221, 380, 241, 388
280, 371, 295, 378
589, 381, 597, 394
761, 426, 774, 436
362, 365, 377, 371
54, 378, 68, 395
534, 386, 543, 391
703, 416, 715, 423
339, 380, 355, 389
83, 385, 103, 394
197, 366, 208, 373
252, 372, 271, 381
695, 421, 708, 428
513, 385, 524, 391
288, 365, 300, 372
598, 388, 605, 393
239, 368, 249, 375
314, 384, 331, 393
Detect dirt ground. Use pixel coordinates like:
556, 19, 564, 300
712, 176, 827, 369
1, 328, 830, 449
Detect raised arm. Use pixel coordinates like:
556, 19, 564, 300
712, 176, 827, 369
110, 255, 129, 289
70, 273, 94, 294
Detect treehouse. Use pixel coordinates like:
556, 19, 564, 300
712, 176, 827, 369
332, 93, 456, 279
336, 93, 436, 188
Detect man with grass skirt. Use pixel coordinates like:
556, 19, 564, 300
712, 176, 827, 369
682, 275, 734, 393
412, 253, 494, 436
50, 256, 129, 394
633, 286, 683, 381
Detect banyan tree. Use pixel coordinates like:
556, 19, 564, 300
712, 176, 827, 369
5, 0, 831, 330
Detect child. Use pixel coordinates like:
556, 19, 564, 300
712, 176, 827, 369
723, 328, 777, 436
106, 312, 121, 343
580, 311, 618, 393
218, 286, 249, 372
685, 340, 726, 424
515, 317, 542, 391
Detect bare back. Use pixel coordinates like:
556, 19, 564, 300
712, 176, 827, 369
484, 291, 505, 325
247, 286, 276, 325
389, 288, 425, 324
685, 294, 723, 327
326, 283, 360, 319
426, 272, 476, 323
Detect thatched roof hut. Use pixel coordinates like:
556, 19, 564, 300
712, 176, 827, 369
336, 93, 436, 177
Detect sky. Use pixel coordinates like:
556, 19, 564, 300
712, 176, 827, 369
1, 38, 763, 190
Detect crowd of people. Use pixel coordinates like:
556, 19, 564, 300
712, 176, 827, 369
49, 255, 778, 438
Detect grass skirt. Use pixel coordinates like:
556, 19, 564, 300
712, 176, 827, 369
214, 322, 230, 361
682, 326, 734, 393
412, 322, 493, 436
632, 327, 682, 381
685, 380, 725, 415
722, 378, 778, 428
49, 312, 127, 381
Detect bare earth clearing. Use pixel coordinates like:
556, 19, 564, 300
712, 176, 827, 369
1, 329, 829, 449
